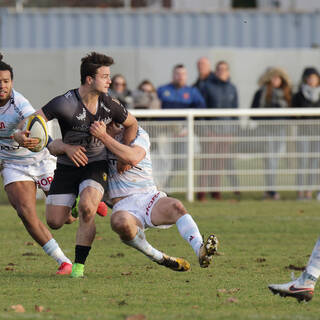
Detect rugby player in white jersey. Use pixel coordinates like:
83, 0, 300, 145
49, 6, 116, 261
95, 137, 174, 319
89, 120, 218, 271
0, 53, 72, 275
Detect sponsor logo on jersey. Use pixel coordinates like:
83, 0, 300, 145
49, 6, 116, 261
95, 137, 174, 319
111, 98, 120, 106
76, 108, 86, 121
102, 117, 112, 125
188, 235, 195, 242
183, 92, 190, 100
164, 90, 170, 97
101, 101, 111, 113
72, 124, 90, 132
64, 91, 73, 99
0, 145, 20, 151
146, 192, 160, 216
36, 176, 53, 189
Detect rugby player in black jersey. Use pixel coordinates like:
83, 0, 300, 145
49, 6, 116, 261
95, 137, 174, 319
36, 52, 138, 278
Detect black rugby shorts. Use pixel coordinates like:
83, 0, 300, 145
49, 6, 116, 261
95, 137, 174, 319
48, 160, 108, 195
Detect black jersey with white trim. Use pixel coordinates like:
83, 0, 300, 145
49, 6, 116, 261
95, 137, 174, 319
42, 89, 128, 166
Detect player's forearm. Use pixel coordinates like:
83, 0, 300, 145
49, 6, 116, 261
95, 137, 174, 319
47, 139, 67, 156
121, 113, 138, 145
101, 134, 143, 166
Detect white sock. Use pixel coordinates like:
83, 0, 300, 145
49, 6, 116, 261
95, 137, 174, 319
306, 237, 320, 279
176, 214, 203, 257
42, 238, 72, 266
123, 227, 163, 262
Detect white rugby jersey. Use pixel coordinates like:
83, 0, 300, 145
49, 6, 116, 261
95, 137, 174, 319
107, 126, 157, 199
0, 89, 50, 164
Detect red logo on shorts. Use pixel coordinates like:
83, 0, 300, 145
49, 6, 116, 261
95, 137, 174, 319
146, 192, 160, 216
36, 176, 53, 189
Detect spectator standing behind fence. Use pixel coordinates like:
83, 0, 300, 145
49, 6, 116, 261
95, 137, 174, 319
157, 64, 205, 190
132, 80, 161, 110
292, 67, 320, 200
251, 67, 292, 200
193, 58, 239, 201
108, 74, 133, 109
157, 64, 205, 110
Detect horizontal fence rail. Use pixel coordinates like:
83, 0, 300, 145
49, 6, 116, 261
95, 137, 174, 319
48, 108, 320, 201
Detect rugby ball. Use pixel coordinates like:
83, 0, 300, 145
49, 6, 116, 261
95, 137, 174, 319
23, 115, 48, 152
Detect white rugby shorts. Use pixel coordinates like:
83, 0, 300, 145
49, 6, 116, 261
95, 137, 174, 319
112, 191, 171, 230
1, 156, 56, 192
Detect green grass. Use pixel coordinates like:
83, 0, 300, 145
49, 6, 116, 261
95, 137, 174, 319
0, 196, 320, 319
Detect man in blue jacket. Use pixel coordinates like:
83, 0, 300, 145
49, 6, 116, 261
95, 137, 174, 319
157, 64, 205, 190
194, 58, 239, 201
158, 64, 205, 110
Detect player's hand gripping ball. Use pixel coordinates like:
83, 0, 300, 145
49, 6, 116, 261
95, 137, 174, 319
23, 115, 48, 152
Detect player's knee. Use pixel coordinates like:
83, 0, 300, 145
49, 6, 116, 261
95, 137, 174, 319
78, 203, 95, 223
171, 200, 187, 217
111, 215, 131, 236
46, 215, 63, 230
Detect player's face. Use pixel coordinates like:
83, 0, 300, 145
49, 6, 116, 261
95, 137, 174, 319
0, 70, 13, 105
92, 66, 112, 94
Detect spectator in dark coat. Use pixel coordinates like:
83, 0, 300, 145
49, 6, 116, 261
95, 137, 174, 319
292, 67, 320, 200
195, 59, 238, 114
194, 58, 239, 201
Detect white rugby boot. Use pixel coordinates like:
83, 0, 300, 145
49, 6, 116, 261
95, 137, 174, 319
268, 272, 316, 302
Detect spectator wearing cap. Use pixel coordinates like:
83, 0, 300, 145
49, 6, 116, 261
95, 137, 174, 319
292, 67, 320, 200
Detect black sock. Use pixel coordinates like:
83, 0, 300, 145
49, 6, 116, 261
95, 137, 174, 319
75, 245, 91, 264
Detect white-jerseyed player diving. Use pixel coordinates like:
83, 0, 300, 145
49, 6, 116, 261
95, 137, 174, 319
89, 120, 218, 271
0, 53, 72, 275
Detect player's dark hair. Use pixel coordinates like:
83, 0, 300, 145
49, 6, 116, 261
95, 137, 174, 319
0, 53, 14, 79
80, 52, 114, 85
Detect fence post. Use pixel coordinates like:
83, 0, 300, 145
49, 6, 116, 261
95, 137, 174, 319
187, 113, 194, 202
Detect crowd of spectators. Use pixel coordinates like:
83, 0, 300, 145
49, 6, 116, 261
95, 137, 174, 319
109, 59, 320, 202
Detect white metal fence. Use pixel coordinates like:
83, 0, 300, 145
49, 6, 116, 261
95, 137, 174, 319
48, 108, 320, 201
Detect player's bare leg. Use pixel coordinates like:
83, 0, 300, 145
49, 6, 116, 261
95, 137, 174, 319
152, 197, 218, 268
111, 210, 190, 272
6, 181, 51, 245
46, 205, 74, 229
71, 186, 102, 278
111, 210, 142, 241
6, 181, 72, 274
